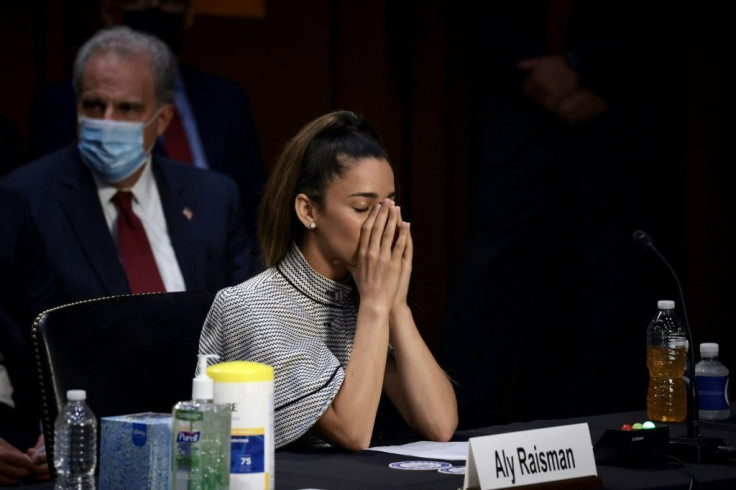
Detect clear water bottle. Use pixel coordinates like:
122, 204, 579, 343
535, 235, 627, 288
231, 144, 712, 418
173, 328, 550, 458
646, 300, 688, 422
695, 342, 730, 420
54, 389, 97, 490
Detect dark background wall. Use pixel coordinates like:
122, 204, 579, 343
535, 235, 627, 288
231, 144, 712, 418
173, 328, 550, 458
1, 0, 734, 423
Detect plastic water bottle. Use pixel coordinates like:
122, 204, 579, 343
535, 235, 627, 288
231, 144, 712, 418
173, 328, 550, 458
695, 342, 730, 420
646, 300, 688, 422
54, 389, 97, 490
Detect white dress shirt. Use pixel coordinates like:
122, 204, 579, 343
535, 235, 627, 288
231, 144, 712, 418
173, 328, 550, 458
95, 156, 186, 292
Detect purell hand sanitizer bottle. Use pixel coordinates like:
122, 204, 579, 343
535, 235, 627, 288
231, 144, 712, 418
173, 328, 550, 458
172, 354, 231, 490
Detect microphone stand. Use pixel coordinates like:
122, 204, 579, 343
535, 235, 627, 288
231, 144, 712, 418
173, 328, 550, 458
633, 230, 725, 462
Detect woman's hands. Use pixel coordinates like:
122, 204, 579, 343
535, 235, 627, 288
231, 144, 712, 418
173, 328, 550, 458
317, 198, 456, 448
339, 199, 410, 314
348, 203, 457, 442
391, 214, 412, 314
315, 199, 411, 450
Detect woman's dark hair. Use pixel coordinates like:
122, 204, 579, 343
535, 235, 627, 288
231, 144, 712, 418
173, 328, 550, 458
258, 111, 391, 266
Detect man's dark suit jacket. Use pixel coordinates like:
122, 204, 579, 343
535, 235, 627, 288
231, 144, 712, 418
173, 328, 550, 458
26, 65, 266, 236
0, 145, 259, 304
0, 188, 59, 449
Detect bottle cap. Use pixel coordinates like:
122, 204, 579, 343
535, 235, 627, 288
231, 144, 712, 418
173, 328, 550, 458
193, 354, 218, 401
67, 389, 86, 401
657, 300, 675, 310
700, 342, 719, 357
208, 360, 275, 383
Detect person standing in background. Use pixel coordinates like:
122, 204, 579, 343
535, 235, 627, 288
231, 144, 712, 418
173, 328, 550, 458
442, 0, 682, 428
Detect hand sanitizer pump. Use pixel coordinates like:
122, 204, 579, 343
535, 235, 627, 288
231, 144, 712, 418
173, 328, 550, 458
172, 354, 231, 489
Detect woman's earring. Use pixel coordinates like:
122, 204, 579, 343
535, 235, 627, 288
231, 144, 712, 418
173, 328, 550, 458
308, 222, 316, 229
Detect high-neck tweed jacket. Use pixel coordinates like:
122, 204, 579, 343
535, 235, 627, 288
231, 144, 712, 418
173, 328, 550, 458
198, 243, 357, 448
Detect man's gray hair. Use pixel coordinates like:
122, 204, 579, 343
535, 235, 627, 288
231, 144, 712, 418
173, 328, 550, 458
73, 26, 176, 105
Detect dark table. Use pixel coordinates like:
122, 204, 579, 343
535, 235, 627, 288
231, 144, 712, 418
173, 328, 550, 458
275, 411, 736, 489
10, 411, 736, 489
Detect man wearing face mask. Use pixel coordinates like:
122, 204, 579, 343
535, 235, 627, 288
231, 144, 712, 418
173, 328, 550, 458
1, 26, 259, 303
26, 0, 266, 238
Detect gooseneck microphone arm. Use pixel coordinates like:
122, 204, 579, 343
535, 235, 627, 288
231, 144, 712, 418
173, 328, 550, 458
632, 230, 699, 439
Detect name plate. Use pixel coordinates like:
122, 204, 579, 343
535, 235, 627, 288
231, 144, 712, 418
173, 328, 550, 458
463, 423, 597, 489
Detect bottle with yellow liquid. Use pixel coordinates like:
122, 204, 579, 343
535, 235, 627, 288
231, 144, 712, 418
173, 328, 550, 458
647, 300, 688, 422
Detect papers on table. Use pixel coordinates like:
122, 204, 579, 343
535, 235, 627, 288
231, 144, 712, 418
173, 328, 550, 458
368, 440, 468, 461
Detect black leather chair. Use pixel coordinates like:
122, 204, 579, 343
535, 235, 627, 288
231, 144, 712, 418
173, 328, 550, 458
32, 290, 217, 473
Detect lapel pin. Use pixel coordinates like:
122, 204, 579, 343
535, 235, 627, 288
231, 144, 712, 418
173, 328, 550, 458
182, 207, 193, 221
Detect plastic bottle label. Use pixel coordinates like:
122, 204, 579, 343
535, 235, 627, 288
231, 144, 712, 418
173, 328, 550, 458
212, 378, 274, 489
695, 375, 729, 410
231, 430, 265, 473
173, 410, 203, 470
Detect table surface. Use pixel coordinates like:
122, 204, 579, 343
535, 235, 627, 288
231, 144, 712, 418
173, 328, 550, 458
10, 410, 736, 490
275, 410, 736, 489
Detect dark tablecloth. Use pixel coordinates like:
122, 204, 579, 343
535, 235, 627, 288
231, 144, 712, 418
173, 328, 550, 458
9, 410, 736, 489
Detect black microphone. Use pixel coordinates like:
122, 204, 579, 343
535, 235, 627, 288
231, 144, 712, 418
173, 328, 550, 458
633, 230, 725, 462
632, 229, 653, 249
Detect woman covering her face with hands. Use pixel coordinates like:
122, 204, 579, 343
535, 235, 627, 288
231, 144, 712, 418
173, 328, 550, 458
198, 111, 457, 450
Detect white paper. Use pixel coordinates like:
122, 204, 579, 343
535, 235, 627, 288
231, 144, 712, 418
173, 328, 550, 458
368, 440, 468, 461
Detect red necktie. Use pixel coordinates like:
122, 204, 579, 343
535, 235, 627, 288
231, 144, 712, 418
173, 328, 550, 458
164, 110, 193, 164
113, 191, 166, 293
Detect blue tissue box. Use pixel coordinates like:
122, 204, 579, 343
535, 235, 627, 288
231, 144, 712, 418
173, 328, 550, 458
99, 412, 172, 490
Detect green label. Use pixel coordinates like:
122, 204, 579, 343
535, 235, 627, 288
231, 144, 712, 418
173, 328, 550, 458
176, 410, 204, 422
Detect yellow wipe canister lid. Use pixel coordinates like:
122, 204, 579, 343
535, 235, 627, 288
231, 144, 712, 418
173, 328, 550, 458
207, 360, 274, 383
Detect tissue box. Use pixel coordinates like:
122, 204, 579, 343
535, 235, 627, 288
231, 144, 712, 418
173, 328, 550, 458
99, 412, 172, 490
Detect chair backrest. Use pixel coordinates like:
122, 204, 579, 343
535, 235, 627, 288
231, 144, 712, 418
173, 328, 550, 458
32, 290, 217, 472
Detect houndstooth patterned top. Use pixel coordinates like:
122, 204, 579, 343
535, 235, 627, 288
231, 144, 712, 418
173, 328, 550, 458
198, 243, 357, 448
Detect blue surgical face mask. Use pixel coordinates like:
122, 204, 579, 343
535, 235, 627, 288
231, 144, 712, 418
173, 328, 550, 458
77, 110, 160, 184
